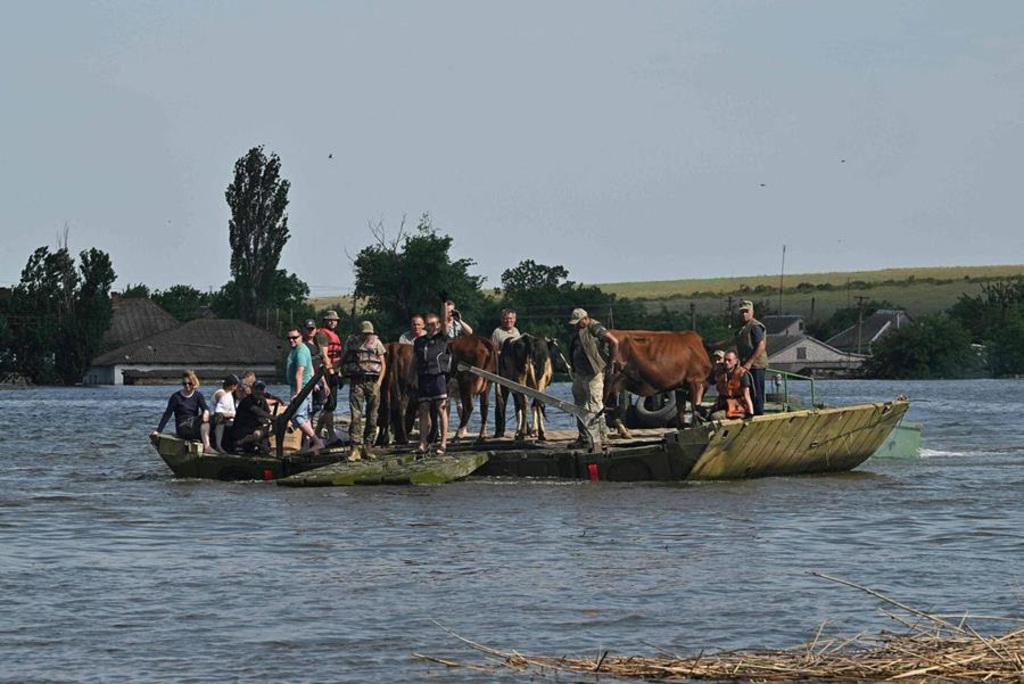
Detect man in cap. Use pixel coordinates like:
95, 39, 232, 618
567, 308, 620, 450
341, 320, 388, 460
314, 310, 345, 445
733, 300, 767, 416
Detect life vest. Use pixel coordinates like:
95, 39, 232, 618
734, 320, 769, 369
715, 367, 750, 418
414, 333, 452, 376
317, 327, 343, 369
341, 335, 384, 378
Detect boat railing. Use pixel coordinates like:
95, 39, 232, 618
766, 368, 817, 410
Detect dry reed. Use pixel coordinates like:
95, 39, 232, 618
415, 572, 1024, 682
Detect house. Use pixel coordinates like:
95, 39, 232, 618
103, 296, 180, 351
762, 315, 805, 337
767, 334, 869, 376
826, 309, 914, 355
86, 318, 286, 385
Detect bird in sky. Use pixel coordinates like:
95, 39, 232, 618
759, 183, 767, 187
328, 153, 334, 159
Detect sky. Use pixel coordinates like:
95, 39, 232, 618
2, 1, 1023, 296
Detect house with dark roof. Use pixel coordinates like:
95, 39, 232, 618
762, 315, 805, 337
767, 334, 868, 376
86, 318, 286, 385
103, 296, 180, 351
826, 309, 914, 355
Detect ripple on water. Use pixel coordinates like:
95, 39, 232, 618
2, 381, 1024, 682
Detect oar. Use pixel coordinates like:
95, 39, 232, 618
274, 366, 326, 458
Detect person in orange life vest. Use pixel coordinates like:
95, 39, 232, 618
314, 310, 345, 445
711, 351, 754, 420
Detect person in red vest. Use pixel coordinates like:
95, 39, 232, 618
314, 310, 345, 446
711, 351, 754, 420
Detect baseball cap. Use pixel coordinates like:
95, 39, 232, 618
568, 308, 588, 324
322, 310, 340, 321
739, 300, 754, 312
304, 319, 317, 329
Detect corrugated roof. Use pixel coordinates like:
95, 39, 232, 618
826, 310, 914, 353
93, 318, 287, 366
103, 298, 180, 350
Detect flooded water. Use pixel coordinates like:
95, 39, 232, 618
2, 379, 1023, 682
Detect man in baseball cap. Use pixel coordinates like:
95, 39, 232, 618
733, 300, 767, 416
567, 307, 619, 450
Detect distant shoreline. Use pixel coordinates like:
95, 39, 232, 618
309, 264, 1024, 318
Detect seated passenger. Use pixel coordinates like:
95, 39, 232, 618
211, 374, 239, 453
230, 381, 274, 453
710, 351, 754, 420
151, 370, 215, 454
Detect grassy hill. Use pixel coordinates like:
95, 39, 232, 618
595, 264, 1024, 318
308, 265, 1024, 320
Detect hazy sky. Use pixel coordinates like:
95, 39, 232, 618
3, 1, 1023, 296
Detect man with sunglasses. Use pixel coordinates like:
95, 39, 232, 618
286, 328, 325, 454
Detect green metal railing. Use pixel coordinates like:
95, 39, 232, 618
766, 368, 817, 410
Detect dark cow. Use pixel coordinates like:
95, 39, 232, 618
495, 334, 560, 441
377, 342, 418, 445
604, 330, 712, 436
449, 335, 498, 442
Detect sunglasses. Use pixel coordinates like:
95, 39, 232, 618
182, 380, 193, 387
287, 335, 301, 340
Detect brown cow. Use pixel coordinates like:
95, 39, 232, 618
604, 330, 712, 436
377, 342, 418, 445
449, 335, 498, 442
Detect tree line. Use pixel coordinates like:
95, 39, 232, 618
3, 144, 1022, 383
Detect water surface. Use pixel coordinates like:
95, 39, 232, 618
1, 379, 1022, 682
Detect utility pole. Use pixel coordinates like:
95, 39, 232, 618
778, 244, 786, 315
855, 295, 868, 355
689, 302, 696, 331
726, 295, 734, 328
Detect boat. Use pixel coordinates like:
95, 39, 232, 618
475, 400, 909, 481
151, 433, 347, 480
617, 368, 922, 460
150, 365, 915, 484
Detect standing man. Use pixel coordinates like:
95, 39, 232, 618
444, 299, 473, 337
414, 310, 453, 456
398, 314, 426, 345
314, 310, 345, 445
733, 300, 768, 416
342, 321, 387, 461
491, 308, 521, 437
302, 319, 328, 423
490, 309, 521, 350
286, 328, 325, 454
567, 308, 619, 450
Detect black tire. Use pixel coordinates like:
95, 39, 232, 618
633, 391, 677, 428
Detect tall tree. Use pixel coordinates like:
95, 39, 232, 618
153, 284, 210, 323
225, 146, 291, 324
4, 244, 115, 384
353, 214, 488, 341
